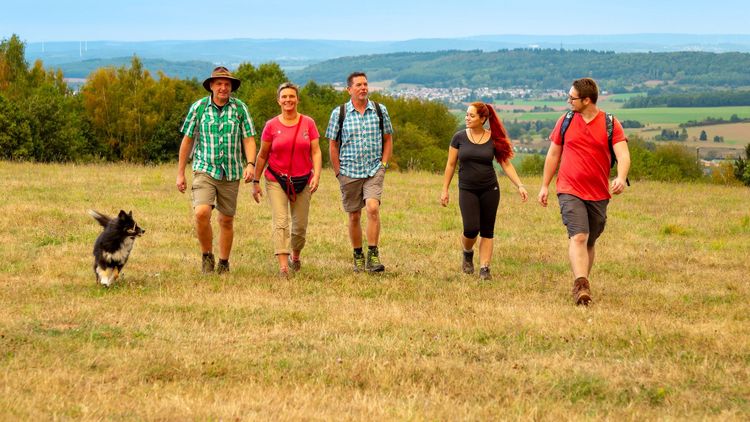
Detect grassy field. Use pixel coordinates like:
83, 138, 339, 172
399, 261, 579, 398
2, 162, 749, 419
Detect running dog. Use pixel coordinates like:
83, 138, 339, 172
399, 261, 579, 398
89, 209, 145, 287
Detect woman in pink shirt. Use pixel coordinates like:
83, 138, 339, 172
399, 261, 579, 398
252, 82, 322, 277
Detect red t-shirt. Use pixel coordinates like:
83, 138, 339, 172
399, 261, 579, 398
549, 111, 627, 201
261, 115, 319, 179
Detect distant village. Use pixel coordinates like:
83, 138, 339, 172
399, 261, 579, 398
384, 86, 568, 107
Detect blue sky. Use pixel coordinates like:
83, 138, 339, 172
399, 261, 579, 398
2, 0, 748, 42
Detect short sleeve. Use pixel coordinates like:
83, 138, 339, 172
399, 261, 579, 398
450, 132, 462, 149
261, 119, 275, 143
612, 117, 627, 144
306, 116, 320, 140
324, 107, 340, 140
380, 104, 394, 135
180, 100, 201, 137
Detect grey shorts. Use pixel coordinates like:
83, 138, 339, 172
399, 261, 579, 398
191, 172, 240, 216
558, 193, 609, 247
337, 167, 385, 213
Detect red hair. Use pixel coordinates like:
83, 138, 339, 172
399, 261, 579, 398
470, 102, 513, 163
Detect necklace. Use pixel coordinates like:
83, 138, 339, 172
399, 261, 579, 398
468, 129, 486, 144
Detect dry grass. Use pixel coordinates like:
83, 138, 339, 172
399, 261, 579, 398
1, 162, 749, 420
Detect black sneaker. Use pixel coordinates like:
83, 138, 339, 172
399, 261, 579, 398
216, 259, 230, 274
353, 252, 366, 273
462, 250, 474, 274
479, 266, 491, 281
366, 248, 385, 273
202, 252, 215, 274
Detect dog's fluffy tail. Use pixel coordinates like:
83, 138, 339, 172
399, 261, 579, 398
88, 209, 111, 227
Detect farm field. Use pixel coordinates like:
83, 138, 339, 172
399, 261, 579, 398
1, 162, 749, 419
497, 106, 750, 126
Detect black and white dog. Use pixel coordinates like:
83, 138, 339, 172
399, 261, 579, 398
89, 210, 145, 287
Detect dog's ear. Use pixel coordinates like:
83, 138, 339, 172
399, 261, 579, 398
128, 210, 133, 217
118, 210, 128, 219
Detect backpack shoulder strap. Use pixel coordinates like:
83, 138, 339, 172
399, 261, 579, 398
372, 100, 385, 142
605, 112, 630, 185
189, 96, 211, 160
605, 112, 614, 145
605, 112, 615, 168
559, 110, 575, 146
335, 104, 346, 142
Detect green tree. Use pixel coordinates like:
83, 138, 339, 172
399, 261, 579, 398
0, 34, 28, 93
699, 130, 707, 141
733, 144, 750, 186
0, 93, 33, 159
518, 154, 545, 176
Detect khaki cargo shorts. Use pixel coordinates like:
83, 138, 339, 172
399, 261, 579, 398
191, 171, 240, 216
337, 167, 385, 213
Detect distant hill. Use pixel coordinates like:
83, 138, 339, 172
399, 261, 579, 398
23, 34, 750, 79
289, 49, 750, 90
53, 57, 215, 80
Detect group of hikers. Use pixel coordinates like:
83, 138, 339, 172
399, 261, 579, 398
176, 67, 631, 306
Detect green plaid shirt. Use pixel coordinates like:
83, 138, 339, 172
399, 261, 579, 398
181, 96, 256, 181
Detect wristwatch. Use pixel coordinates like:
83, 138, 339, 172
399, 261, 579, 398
381, 161, 389, 169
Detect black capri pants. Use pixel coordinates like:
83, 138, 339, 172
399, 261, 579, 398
458, 185, 500, 239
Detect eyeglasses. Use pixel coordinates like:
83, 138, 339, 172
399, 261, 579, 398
568, 96, 582, 102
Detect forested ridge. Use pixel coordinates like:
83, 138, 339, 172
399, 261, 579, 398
292, 49, 750, 90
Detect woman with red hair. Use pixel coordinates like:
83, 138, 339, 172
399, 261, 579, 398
440, 102, 528, 280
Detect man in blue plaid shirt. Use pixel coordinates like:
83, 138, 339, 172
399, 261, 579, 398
326, 72, 394, 273
176, 66, 256, 274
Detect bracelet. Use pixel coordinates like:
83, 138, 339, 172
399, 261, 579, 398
247, 161, 255, 166
252, 179, 260, 184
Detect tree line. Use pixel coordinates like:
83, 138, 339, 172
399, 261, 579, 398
292, 49, 750, 91
0, 35, 456, 170
623, 90, 750, 108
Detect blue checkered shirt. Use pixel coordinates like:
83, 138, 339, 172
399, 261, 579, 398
325, 100, 393, 178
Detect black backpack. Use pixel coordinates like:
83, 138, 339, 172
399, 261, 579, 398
335, 101, 385, 146
559, 110, 629, 186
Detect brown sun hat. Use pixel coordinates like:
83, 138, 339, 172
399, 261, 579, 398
203, 66, 241, 92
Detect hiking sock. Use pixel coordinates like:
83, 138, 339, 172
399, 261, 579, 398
353, 247, 363, 256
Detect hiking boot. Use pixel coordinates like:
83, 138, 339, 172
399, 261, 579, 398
353, 251, 366, 273
201, 252, 215, 274
479, 266, 491, 281
216, 259, 230, 274
572, 277, 592, 306
366, 248, 385, 273
462, 250, 475, 274
288, 255, 301, 272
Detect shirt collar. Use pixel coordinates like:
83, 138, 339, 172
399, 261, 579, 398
345, 99, 372, 113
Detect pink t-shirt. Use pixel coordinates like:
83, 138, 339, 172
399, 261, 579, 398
549, 111, 627, 201
261, 115, 319, 179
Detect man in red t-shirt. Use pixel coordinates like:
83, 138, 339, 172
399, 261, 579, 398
538, 78, 631, 306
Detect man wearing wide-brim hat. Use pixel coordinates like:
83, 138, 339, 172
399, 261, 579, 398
176, 66, 257, 274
